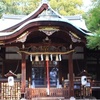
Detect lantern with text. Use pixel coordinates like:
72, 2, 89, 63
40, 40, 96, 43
8, 76, 14, 86
81, 76, 87, 86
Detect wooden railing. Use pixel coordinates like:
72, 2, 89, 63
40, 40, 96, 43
25, 88, 69, 99
91, 81, 100, 90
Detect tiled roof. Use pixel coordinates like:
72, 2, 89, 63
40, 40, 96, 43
0, 2, 92, 37
0, 14, 88, 31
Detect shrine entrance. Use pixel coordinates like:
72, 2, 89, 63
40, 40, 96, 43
0, 1, 88, 99
19, 43, 74, 97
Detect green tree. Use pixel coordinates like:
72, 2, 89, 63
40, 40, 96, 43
50, 0, 83, 15
1, 0, 41, 15
0, 1, 6, 17
0, 0, 84, 16
85, 0, 100, 49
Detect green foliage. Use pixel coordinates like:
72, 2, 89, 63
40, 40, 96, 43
86, 5, 100, 32
50, 0, 83, 15
0, 0, 84, 17
85, 0, 100, 50
86, 30, 100, 50
1, 0, 41, 15
16, 0, 41, 15
0, 1, 6, 17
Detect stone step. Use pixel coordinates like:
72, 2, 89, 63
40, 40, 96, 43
32, 97, 65, 100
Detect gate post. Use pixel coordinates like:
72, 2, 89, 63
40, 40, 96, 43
68, 53, 74, 97
21, 52, 26, 98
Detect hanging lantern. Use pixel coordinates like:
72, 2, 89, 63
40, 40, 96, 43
45, 55, 49, 61
50, 54, 53, 61
30, 55, 32, 61
41, 54, 44, 61
59, 54, 62, 61
35, 55, 39, 61
56, 54, 59, 61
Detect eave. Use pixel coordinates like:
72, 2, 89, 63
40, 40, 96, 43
0, 2, 87, 47
0, 19, 86, 44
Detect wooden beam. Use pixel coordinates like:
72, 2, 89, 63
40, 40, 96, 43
18, 49, 74, 55
1, 42, 68, 48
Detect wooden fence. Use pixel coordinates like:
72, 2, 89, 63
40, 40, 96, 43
25, 88, 69, 99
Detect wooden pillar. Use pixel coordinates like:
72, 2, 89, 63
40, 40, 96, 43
46, 60, 50, 95
68, 53, 74, 97
21, 53, 26, 98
